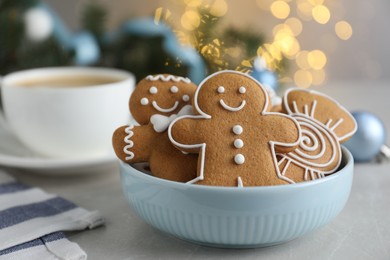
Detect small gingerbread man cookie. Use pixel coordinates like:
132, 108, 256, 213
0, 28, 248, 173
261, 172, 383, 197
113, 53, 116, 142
276, 88, 357, 182
130, 74, 195, 125
168, 70, 301, 187
112, 74, 198, 182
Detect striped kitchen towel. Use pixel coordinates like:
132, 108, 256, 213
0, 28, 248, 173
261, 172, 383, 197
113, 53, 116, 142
0, 170, 104, 259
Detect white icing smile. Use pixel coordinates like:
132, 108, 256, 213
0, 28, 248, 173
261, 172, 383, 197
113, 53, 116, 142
152, 101, 179, 113
219, 99, 246, 112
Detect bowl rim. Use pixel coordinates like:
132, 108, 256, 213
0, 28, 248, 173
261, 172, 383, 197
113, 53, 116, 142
120, 146, 353, 192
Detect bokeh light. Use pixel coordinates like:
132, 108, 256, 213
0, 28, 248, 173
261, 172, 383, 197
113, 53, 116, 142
335, 21, 353, 40
270, 1, 291, 19
181, 10, 201, 30
294, 69, 312, 88
156, 0, 353, 89
311, 69, 326, 85
308, 0, 324, 5
307, 50, 327, 70
296, 51, 310, 70
297, 0, 313, 21
209, 0, 228, 17
285, 17, 303, 36
184, 0, 202, 8
312, 5, 330, 24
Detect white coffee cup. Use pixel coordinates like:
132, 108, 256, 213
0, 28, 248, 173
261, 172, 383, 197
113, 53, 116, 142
0, 67, 135, 158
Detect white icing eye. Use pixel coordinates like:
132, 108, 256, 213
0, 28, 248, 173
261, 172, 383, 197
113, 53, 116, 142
182, 94, 190, 102
140, 97, 149, 105
149, 86, 158, 94
239, 86, 246, 94
217, 86, 225, 94
170, 86, 179, 93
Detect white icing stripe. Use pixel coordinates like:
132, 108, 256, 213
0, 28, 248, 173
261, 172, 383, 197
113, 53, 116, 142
304, 168, 309, 181
283, 87, 357, 141
277, 156, 286, 166
152, 101, 179, 113
280, 158, 291, 176
290, 116, 338, 168
330, 118, 344, 131
123, 125, 135, 160
299, 130, 319, 152
146, 75, 191, 83
219, 99, 246, 112
276, 115, 341, 179
310, 100, 317, 118
295, 121, 327, 159
237, 177, 244, 188
292, 101, 299, 114
303, 169, 324, 181
275, 113, 342, 182
271, 143, 297, 184
304, 104, 309, 116
310, 169, 315, 180
325, 118, 333, 128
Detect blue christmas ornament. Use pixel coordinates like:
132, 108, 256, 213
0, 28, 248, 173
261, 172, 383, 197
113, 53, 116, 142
250, 57, 278, 91
344, 111, 386, 162
71, 31, 100, 65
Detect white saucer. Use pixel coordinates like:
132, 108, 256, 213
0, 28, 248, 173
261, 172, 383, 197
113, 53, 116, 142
0, 118, 118, 175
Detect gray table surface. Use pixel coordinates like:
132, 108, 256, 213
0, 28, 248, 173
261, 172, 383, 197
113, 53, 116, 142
6, 81, 390, 260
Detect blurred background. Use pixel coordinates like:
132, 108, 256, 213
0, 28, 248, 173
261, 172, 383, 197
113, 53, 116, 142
2, 0, 390, 88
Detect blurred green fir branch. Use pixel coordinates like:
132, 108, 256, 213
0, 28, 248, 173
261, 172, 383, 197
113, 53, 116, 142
81, 1, 107, 45
0, 0, 72, 74
0, 0, 284, 80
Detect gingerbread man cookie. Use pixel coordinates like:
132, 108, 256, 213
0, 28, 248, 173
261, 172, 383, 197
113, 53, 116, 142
276, 88, 357, 182
129, 74, 195, 124
168, 70, 301, 187
112, 74, 198, 182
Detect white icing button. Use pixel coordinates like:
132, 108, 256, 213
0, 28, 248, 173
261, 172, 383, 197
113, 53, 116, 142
217, 86, 225, 93
149, 86, 158, 94
182, 94, 190, 102
140, 97, 149, 105
239, 86, 246, 94
234, 154, 245, 165
234, 139, 244, 149
232, 125, 243, 135
170, 86, 179, 93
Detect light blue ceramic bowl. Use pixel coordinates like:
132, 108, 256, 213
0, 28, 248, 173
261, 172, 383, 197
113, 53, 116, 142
120, 147, 353, 248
